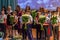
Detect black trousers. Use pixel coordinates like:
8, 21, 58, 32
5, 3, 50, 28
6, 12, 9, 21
53, 26, 59, 40
0, 23, 6, 38
36, 24, 41, 40
36, 24, 46, 40
22, 24, 27, 40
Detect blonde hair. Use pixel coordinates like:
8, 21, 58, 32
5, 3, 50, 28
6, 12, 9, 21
8, 6, 11, 9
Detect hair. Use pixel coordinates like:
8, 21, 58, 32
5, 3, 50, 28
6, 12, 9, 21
13, 11, 17, 15
25, 6, 31, 12
56, 7, 59, 12
39, 7, 44, 12
8, 6, 11, 9
1, 6, 6, 11
16, 5, 20, 10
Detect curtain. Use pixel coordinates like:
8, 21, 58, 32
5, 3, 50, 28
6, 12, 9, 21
0, 0, 17, 11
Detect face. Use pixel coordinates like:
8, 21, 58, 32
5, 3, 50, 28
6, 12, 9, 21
26, 6, 30, 10
16, 6, 20, 12
37, 12, 41, 16
44, 9, 48, 13
22, 10, 25, 15
54, 12, 57, 16
8, 7, 11, 11
13, 11, 17, 16
1, 10, 5, 15
45, 13, 48, 16
57, 7, 60, 12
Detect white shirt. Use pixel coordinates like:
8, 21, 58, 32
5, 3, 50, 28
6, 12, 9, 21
0, 14, 7, 23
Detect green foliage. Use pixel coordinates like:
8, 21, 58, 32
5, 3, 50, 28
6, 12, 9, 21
39, 15, 46, 24
39, 15, 46, 30
0, 32, 3, 38
22, 14, 29, 29
31, 10, 37, 19
9, 15, 14, 25
51, 16, 57, 24
22, 16, 29, 23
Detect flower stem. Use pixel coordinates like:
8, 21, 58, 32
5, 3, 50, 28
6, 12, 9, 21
41, 24, 44, 30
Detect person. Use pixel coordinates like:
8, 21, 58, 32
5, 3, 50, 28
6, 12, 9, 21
0, 10, 7, 38
7, 11, 11, 37
7, 6, 12, 14
51, 11, 58, 40
12, 11, 18, 36
35, 11, 41, 40
20, 11, 33, 40
43, 9, 52, 40
57, 13, 60, 40
15, 5, 22, 34
25, 6, 31, 12
1, 6, 7, 14
56, 7, 60, 40
39, 7, 44, 15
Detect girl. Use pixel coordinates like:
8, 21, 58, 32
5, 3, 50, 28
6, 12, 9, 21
12, 11, 18, 36
51, 11, 58, 40
7, 6, 12, 14
43, 9, 52, 40
15, 5, 22, 35
21, 11, 33, 40
35, 11, 41, 40
0, 10, 7, 38
56, 7, 60, 40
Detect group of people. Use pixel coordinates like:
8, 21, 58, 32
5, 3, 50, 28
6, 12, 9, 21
0, 5, 60, 40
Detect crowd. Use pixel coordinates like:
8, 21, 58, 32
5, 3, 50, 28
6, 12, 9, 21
0, 5, 60, 40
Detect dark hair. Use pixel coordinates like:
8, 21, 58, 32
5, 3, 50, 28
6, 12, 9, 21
25, 6, 30, 12
39, 7, 44, 12
16, 5, 20, 9
1, 6, 7, 14
16, 5, 20, 11
56, 7, 59, 12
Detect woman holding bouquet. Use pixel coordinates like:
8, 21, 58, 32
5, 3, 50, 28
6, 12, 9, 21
21, 11, 33, 40
51, 11, 58, 40
51, 11, 59, 40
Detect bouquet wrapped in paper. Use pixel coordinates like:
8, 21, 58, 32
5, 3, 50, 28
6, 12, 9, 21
22, 14, 29, 29
31, 10, 37, 25
31, 10, 37, 19
0, 32, 4, 38
39, 15, 46, 30
9, 15, 14, 25
51, 16, 57, 24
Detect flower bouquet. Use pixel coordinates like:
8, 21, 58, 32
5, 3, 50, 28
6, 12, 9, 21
51, 16, 57, 24
39, 15, 46, 30
9, 15, 14, 25
31, 10, 37, 25
22, 14, 29, 29
31, 10, 37, 19
0, 15, 3, 23
0, 32, 4, 38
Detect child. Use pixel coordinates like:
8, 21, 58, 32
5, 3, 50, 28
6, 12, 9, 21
0, 10, 7, 38
51, 11, 59, 40
12, 11, 18, 36
43, 9, 52, 40
21, 11, 33, 40
35, 11, 41, 40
